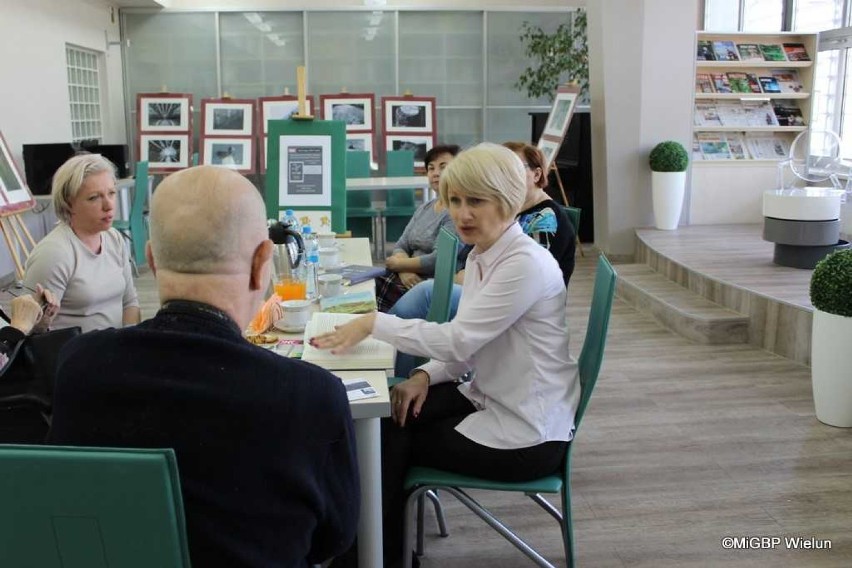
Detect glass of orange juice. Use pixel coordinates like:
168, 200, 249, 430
275, 278, 307, 301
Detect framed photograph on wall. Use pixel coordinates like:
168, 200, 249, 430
137, 93, 192, 132
346, 132, 374, 165
0, 131, 35, 215
202, 137, 255, 173
140, 134, 190, 170
201, 99, 255, 136
382, 96, 436, 134
385, 134, 434, 169
320, 93, 375, 132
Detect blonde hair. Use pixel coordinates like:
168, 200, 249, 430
51, 154, 117, 223
438, 143, 526, 221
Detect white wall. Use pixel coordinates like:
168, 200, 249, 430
587, 0, 699, 258
0, 0, 126, 279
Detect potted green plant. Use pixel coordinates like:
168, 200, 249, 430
515, 10, 588, 103
649, 141, 689, 230
809, 248, 852, 426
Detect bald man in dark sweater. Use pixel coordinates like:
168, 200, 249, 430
48, 166, 359, 567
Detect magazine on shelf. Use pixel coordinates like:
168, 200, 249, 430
746, 73, 763, 93
713, 40, 740, 61
696, 73, 715, 93
783, 43, 810, 61
736, 43, 764, 62
758, 76, 782, 93
745, 134, 790, 160
697, 40, 716, 61
726, 72, 752, 94
692, 138, 704, 161
319, 290, 378, 314
742, 100, 779, 127
712, 73, 732, 94
725, 133, 751, 160
697, 133, 733, 160
694, 103, 722, 127
715, 101, 750, 127
772, 100, 805, 127
759, 43, 787, 61
771, 70, 804, 93
302, 312, 395, 370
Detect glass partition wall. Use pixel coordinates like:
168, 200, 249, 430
121, 8, 577, 161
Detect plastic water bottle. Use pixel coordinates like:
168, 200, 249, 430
305, 251, 319, 301
302, 225, 319, 300
302, 225, 318, 258
282, 209, 301, 234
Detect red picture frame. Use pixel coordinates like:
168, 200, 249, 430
200, 97, 256, 174
136, 92, 193, 174
0, 131, 36, 216
257, 95, 315, 173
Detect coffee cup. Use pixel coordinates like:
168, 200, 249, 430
319, 246, 340, 269
318, 273, 344, 298
317, 232, 337, 249
278, 299, 312, 331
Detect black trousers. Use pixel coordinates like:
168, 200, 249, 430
380, 382, 567, 567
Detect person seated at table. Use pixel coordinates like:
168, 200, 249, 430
389, 140, 576, 376
313, 143, 579, 568
376, 144, 468, 312
48, 166, 360, 567
23, 153, 140, 332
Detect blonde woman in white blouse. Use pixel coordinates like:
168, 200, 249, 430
314, 143, 579, 568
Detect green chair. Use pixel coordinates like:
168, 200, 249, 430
113, 161, 149, 271
561, 205, 584, 258
191, 152, 199, 166
384, 150, 417, 243
0, 444, 191, 568
402, 255, 618, 568
346, 151, 381, 252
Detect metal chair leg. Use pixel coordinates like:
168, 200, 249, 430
416, 493, 425, 556
425, 489, 449, 537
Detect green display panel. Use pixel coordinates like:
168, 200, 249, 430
265, 119, 347, 233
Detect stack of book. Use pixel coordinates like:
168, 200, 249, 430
696, 40, 810, 62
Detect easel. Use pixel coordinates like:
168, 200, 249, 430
0, 213, 37, 279
539, 84, 584, 256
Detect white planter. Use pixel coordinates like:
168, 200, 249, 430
811, 309, 852, 427
763, 188, 845, 221
652, 171, 686, 230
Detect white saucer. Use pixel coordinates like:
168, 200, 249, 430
273, 320, 306, 333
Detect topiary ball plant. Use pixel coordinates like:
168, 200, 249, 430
649, 141, 689, 172
810, 248, 852, 317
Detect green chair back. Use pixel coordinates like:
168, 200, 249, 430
345, 151, 379, 241
113, 161, 149, 269
401, 254, 618, 568
425, 227, 459, 324
384, 150, 418, 242
0, 445, 191, 568
564, 206, 581, 235
191, 152, 199, 167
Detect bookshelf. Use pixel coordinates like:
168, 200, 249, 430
690, 31, 817, 224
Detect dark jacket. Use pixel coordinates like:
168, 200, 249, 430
47, 300, 359, 567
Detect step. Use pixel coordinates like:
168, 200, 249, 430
615, 264, 749, 344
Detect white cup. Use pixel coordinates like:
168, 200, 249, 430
318, 246, 340, 269
279, 299, 312, 330
317, 232, 337, 249
318, 273, 344, 298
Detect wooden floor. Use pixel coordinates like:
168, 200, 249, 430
133, 249, 852, 567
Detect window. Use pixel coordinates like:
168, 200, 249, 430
66, 45, 103, 142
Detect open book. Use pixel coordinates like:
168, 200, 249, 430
302, 312, 395, 370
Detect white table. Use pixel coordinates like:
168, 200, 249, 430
270, 238, 390, 568
346, 176, 431, 258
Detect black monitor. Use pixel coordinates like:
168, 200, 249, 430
22, 142, 130, 196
